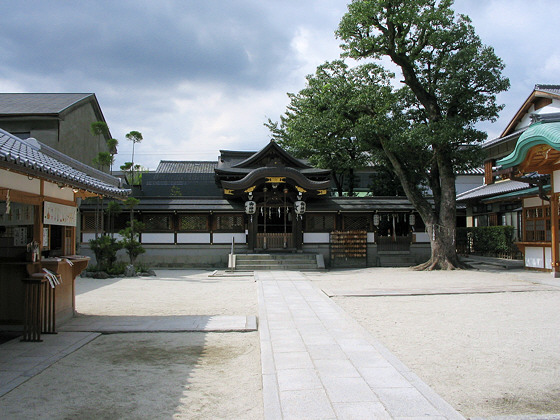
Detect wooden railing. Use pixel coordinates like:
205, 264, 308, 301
257, 233, 293, 249
376, 235, 412, 252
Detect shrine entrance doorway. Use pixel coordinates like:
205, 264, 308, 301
256, 203, 295, 250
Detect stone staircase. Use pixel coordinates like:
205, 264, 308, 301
377, 251, 417, 267
232, 253, 324, 271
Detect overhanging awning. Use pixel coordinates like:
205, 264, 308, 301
497, 121, 560, 169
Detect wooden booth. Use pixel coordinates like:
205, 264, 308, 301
0, 130, 129, 340
497, 119, 560, 276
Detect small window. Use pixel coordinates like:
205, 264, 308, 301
213, 214, 244, 232
305, 213, 336, 232
143, 213, 172, 232
178, 214, 208, 232
343, 214, 372, 231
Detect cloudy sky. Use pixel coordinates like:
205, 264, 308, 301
1, 0, 559, 170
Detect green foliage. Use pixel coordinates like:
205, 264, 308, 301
457, 226, 516, 256
125, 131, 143, 144
266, 60, 395, 196
89, 235, 122, 271
170, 185, 182, 196
106, 261, 128, 275
93, 151, 114, 171
134, 261, 151, 273
90, 121, 109, 137
119, 220, 145, 265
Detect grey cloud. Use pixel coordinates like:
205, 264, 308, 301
0, 0, 311, 90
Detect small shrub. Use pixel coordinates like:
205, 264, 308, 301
106, 261, 128, 275
89, 235, 122, 271
135, 262, 151, 273
458, 226, 515, 256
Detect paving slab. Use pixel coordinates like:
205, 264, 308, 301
59, 314, 257, 333
256, 270, 465, 420
0, 331, 99, 397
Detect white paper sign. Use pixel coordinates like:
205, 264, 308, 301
44, 202, 77, 226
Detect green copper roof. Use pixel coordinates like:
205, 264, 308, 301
497, 121, 560, 169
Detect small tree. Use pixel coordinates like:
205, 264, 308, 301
93, 151, 114, 173
125, 131, 143, 185
89, 235, 122, 271
105, 201, 122, 238
91, 122, 119, 174
119, 221, 145, 266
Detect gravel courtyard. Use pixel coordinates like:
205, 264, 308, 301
1, 267, 559, 419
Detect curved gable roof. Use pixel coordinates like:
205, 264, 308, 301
497, 121, 560, 169
232, 141, 311, 169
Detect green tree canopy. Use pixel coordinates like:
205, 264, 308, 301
266, 60, 394, 196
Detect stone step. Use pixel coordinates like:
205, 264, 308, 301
236, 254, 316, 261
378, 253, 417, 267
233, 254, 321, 271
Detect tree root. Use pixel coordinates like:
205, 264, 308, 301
412, 257, 471, 271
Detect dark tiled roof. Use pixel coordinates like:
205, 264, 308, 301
456, 180, 531, 201
534, 84, 560, 95
482, 129, 525, 149
0, 93, 94, 115
0, 129, 129, 198
156, 161, 217, 173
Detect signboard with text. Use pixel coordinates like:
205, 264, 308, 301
43, 202, 77, 227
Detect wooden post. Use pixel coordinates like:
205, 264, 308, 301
551, 191, 560, 278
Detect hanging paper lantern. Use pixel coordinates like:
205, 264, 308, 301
409, 214, 415, 226
294, 200, 306, 215
245, 201, 256, 215
373, 213, 380, 226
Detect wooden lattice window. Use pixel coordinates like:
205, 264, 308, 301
305, 213, 336, 232
213, 214, 244, 232
178, 214, 209, 232
82, 212, 97, 232
524, 205, 549, 242
143, 213, 173, 232
343, 214, 372, 231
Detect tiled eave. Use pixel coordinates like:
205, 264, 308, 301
0, 129, 129, 199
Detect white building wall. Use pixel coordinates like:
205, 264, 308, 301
516, 99, 560, 131
176, 233, 210, 244
142, 233, 174, 244
525, 246, 546, 269
213, 232, 246, 244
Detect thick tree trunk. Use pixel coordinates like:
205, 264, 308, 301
382, 143, 466, 270
414, 220, 465, 270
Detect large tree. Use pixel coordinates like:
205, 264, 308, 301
335, 0, 509, 269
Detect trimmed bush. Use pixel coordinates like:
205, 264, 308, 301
457, 226, 516, 256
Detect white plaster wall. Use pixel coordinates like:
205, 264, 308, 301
304, 233, 330, 244
213, 232, 246, 244
43, 181, 74, 201
554, 170, 560, 193
0, 170, 41, 194
177, 233, 211, 244
525, 246, 545, 269
141, 233, 174, 244
545, 247, 552, 270
516, 100, 560, 131
524, 197, 544, 208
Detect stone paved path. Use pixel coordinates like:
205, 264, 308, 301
256, 270, 464, 420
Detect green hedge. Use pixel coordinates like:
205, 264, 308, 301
457, 226, 515, 255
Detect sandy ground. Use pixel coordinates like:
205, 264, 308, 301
0, 270, 263, 420
306, 268, 560, 419
1, 267, 559, 419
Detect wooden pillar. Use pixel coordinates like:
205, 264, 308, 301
551, 191, 560, 277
